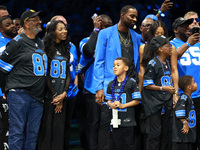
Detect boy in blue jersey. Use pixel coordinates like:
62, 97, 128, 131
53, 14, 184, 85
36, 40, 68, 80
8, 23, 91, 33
106, 57, 141, 149
143, 35, 175, 150
173, 75, 197, 150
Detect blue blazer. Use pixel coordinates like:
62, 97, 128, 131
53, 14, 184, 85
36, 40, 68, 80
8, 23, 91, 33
94, 24, 141, 94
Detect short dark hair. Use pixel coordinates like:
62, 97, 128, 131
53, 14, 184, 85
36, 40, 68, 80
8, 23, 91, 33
0, 16, 10, 27
179, 75, 193, 92
115, 57, 131, 67
13, 18, 20, 21
0, 5, 7, 10
120, 5, 136, 15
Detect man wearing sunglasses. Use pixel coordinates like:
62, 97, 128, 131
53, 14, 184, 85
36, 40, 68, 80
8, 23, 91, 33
183, 11, 200, 149
139, 17, 154, 45
184, 11, 200, 35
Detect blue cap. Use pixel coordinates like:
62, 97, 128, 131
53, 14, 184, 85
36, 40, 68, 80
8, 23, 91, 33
145, 14, 158, 21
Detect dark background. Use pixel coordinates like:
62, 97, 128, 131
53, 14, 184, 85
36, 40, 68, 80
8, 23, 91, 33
1, 0, 200, 148
2, 0, 200, 51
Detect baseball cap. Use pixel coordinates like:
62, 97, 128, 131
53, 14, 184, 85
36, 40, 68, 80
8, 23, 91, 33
145, 14, 158, 21
172, 17, 193, 31
150, 35, 170, 52
20, 9, 42, 26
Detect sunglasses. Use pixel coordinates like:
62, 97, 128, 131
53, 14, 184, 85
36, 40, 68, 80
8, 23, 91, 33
141, 24, 151, 28
192, 18, 200, 22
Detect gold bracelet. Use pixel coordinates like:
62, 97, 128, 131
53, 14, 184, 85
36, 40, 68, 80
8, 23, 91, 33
174, 90, 179, 96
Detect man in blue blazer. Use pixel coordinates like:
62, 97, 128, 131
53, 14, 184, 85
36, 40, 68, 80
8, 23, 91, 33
94, 5, 140, 104
94, 5, 141, 149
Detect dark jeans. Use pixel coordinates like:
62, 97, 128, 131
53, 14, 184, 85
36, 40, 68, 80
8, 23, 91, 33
112, 126, 135, 150
7, 89, 43, 150
85, 93, 100, 150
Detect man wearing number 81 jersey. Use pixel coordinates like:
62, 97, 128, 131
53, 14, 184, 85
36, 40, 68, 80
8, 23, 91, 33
0, 9, 46, 150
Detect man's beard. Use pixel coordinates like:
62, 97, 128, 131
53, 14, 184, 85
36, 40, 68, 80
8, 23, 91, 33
179, 32, 188, 42
124, 20, 134, 29
4, 30, 17, 38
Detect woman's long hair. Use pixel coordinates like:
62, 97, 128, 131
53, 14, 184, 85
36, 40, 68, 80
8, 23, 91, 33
44, 20, 71, 63
141, 20, 168, 66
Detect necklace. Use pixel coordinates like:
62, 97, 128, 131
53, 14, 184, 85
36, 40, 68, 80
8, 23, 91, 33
156, 56, 172, 93
156, 56, 171, 76
111, 75, 128, 102
118, 30, 130, 45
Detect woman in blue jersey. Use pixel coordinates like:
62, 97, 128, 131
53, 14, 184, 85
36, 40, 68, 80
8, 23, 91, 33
37, 20, 72, 150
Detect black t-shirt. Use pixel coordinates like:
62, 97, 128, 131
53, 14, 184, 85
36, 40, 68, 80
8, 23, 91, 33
45, 50, 70, 99
172, 93, 196, 143
118, 30, 133, 62
142, 57, 173, 116
106, 77, 141, 127
118, 30, 138, 81
0, 33, 46, 103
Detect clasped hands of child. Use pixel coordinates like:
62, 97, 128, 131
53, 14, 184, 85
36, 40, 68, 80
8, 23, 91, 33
108, 100, 124, 109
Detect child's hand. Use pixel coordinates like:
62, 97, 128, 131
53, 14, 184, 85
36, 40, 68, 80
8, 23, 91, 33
114, 100, 124, 109
54, 102, 63, 113
181, 121, 189, 134
108, 102, 118, 109
163, 86, 175, 94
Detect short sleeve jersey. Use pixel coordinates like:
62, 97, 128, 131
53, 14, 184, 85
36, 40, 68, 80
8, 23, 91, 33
78, 37, 96, 94
45, 49, 69, 99
170, 38, 200, 98
0, 35, 12, 97
0, 35, 12, 55
0, 33, 47, 103
172, 93, 196, 143
106, 77, 141, 127
142, 57, 173, 115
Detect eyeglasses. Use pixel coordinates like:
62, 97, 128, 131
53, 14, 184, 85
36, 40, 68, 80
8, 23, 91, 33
192, 18, 200, 22
27, 19, 42, 22
141, 24, 151, 28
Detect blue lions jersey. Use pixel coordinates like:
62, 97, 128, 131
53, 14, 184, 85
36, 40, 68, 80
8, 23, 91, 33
170, 38, 200, 98
78, 37, 95, 94
79, 37, 89, 54
68, 42, 79, 99
0, 35, 12, 97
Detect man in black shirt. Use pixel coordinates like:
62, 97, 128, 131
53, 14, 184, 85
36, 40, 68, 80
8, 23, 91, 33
0, 9, 46, 150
